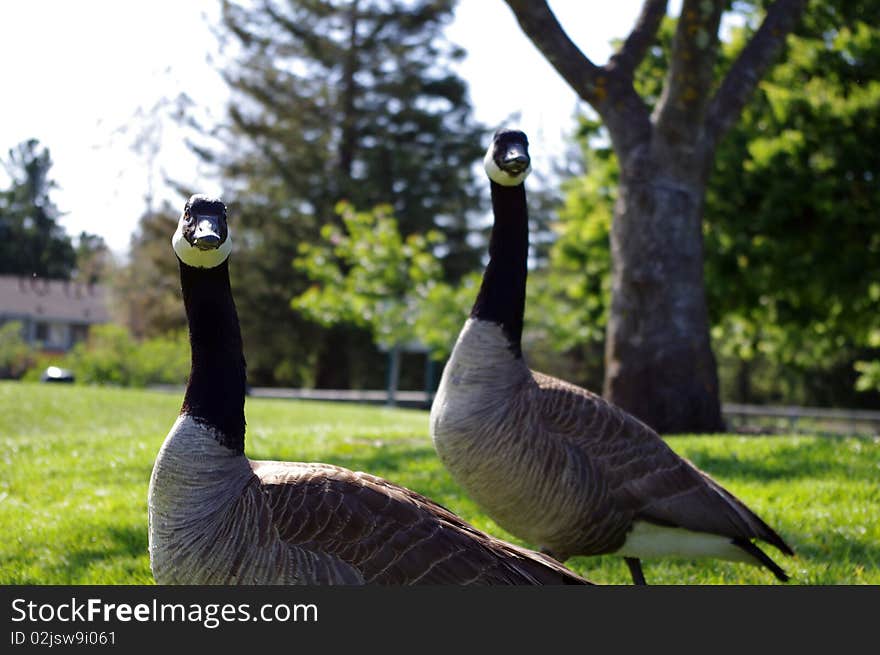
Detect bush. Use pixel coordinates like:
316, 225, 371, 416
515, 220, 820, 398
855, 360, 880, 393
128, 332, 190, 387
0, 321, 36, 379
28, 324, 190, 387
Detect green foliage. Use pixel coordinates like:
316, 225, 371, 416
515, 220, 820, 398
704, 8, 880, 406
293, 202, 446, 351
65, 325, 138, 386
126, 333, 190, 387
288, 192, 617, 368
0, 321, 35, 378
855, 330, 880, 393
854, 361, 880, 393
534, 118, 615, 354
38, 324, 190, 388
1, 382, 877, 584
0, 139, 76, 278
292, 199, 587, 364
412, 272, 481, 360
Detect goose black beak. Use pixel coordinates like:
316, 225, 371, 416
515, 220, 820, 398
192, 216, 222, 250
499, 145, 530, 176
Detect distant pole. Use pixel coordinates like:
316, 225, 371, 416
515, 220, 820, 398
386, 345, 400, 407
423, 355, 436, 408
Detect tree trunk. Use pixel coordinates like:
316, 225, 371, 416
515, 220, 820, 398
338, 0, 360, 185
603, 142, 724, 433
736, 359, 752, 403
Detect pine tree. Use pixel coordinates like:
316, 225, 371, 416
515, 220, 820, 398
186, 0, 487, 387
0, 139, 75, 279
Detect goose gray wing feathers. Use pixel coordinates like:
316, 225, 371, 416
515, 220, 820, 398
254, 460, 591, 585
530, 372, 793, 556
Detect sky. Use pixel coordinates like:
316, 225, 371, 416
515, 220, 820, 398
0, 0, 667, 256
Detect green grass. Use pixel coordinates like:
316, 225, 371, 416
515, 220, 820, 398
1, 381, 877, 585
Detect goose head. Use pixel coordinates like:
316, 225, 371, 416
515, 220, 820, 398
172, 194, 231, 268
484, 129, 531, 187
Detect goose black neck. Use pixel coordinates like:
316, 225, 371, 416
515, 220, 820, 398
470, 181, 528, 357
179, 259, 246, 453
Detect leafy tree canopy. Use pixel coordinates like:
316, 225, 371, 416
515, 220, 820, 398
293, 201, 445, 351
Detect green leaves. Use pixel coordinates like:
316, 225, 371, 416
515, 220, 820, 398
704, 8, 880, 402
520, 115, 614, 357
292, 202, 449, 353
0, 321, 34, 378
855, 329, 880, 393
39, 324, 190, 388
413, 273, 481, 360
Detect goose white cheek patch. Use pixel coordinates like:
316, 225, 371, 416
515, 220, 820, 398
172, 222, 232, 268
484, 149, 531, 187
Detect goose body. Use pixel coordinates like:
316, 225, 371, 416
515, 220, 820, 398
147, 194, 590, 586
430, 131, 794, 583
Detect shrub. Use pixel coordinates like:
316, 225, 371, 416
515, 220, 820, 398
0, 321, 36, 379
28, 324, 190, 387
128, 332, 190, 387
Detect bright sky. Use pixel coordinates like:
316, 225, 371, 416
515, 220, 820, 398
0, 0, 666, 255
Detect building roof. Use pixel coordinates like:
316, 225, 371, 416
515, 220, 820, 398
0, 275, 110, 324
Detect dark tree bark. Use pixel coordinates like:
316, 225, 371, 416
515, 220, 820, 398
504, 0, 808, 433
338, 0, 360, 185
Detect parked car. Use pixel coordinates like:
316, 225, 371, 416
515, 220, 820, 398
40, 366, 75, 383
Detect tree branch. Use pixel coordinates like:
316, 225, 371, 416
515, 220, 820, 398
502, 0, 605, 106
653, 0, 725, 144
607, 0, 668, 79
704, 0, 808, 150
503, 0, 652, 160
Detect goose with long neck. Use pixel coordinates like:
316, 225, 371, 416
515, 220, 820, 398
430, 130, 794, 584
147, 194, 591, 585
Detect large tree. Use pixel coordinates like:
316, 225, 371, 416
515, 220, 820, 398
504, 0, 808, 432
0, 139, 76, 279
188, 0, 487, 387
537, 1, 880, 409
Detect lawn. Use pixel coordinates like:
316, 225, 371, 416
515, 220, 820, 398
0, 381, 877, 585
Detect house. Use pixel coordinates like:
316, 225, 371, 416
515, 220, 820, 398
0, 275, 110, 353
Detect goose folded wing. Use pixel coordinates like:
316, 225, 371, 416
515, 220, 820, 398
256, 462, 590, 585
531, 374, 790, 552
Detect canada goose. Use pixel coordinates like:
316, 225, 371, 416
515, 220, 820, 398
147, 194, 591, 585
429, 130, 794, 584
